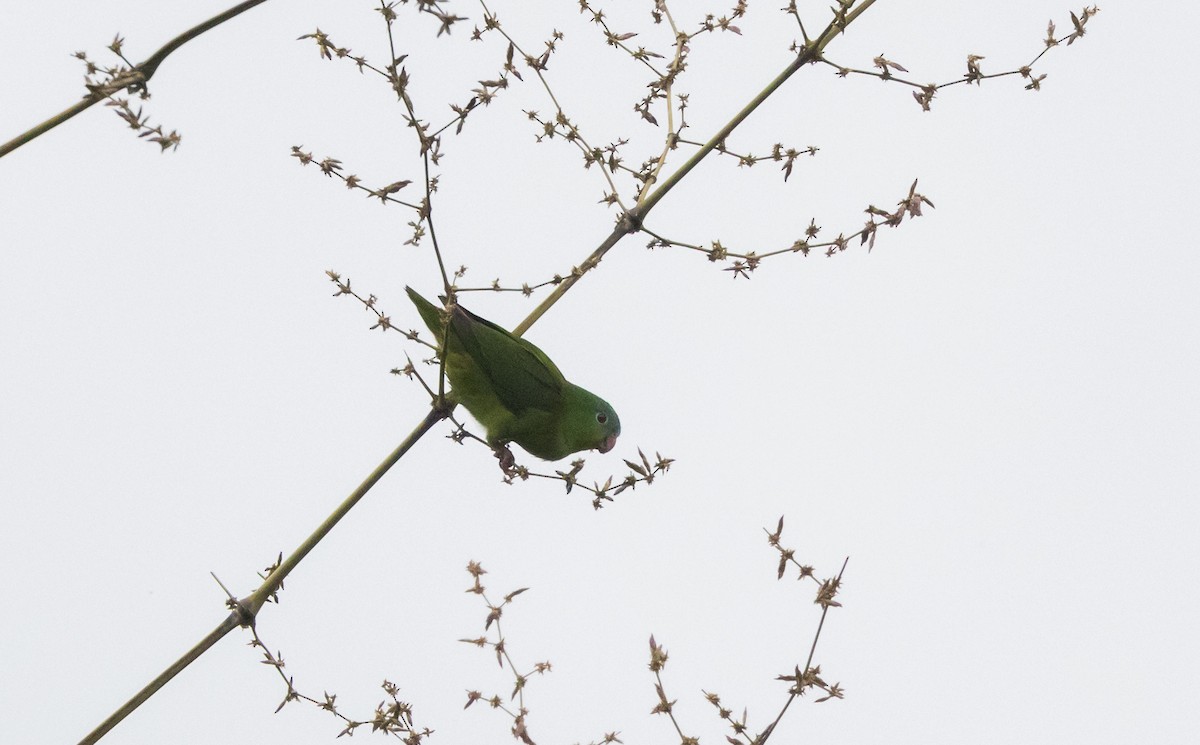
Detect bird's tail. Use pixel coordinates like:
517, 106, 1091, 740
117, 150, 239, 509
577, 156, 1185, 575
405, 286, 445, 341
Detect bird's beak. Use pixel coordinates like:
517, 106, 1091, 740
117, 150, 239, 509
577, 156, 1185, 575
597, 433, 618, 454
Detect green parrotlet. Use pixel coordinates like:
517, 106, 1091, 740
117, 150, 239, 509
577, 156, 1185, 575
406, 286, 621, 465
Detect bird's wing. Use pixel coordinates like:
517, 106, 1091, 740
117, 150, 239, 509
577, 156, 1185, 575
449, 305, 565, 415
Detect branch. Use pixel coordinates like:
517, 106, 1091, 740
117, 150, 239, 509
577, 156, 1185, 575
0, 0, 271, 159
513, 0, 878, 332
77, 615, 244, 745
76, 407, 443, 744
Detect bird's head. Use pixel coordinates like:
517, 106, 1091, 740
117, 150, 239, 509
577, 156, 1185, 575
593, 399, 621, 454
565, 385, 621, 456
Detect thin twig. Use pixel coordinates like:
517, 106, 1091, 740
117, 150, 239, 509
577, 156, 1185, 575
759, 556, 850, 743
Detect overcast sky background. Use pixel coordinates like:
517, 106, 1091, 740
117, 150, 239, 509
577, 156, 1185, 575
3, 2, 1198, 744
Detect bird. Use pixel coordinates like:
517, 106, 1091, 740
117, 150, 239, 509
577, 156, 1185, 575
406, 286, 620, 468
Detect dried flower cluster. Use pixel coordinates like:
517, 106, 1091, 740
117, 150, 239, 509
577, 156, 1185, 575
638, 516, 848, 745
820, 6, 1102, 110
73, 36, 180, 152
459, 541, 841, 745
218, 554, 433, 742
460, 561, 557, 745
296, 4, 1095, 295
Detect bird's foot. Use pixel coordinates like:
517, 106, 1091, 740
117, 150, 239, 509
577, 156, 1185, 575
493, 444, 516, 474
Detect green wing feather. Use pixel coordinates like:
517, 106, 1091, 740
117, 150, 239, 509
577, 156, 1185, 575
446, 303, 565, 414
406, 286, 564, 414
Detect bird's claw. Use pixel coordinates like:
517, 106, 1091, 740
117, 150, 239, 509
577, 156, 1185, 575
494, 444, 516, 474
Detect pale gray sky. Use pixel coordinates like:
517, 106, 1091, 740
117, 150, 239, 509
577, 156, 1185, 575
3, 2, 1198, 744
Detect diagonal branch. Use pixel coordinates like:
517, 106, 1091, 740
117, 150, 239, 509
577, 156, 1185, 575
0, 0, 271, 159
76, 407, 443, 745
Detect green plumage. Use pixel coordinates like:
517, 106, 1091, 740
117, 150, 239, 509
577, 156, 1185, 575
407, 287, 621, 462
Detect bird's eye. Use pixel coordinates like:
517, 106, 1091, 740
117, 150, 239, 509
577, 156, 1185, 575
596, 413, 607, 424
